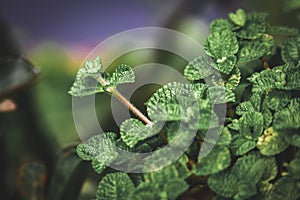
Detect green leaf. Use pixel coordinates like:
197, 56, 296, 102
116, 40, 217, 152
210, 18, 235, 33
234, 180, 257, 200
248, 68, 286, 92
208, 172, 238, 198
225, 67, 241, 90
265, 90, 292, 111
163, 178, 189, 200
230, 134, 256, 156
284, 0, 300, 12
76, 132, 117, 174
229, 9, 246, 27
120, 118, 161, 148
281, 36, 300, 65
231, 152, 264, 184
287, 152, 300, 179
146, 82, 198, 122
69, 57, 104, 96
273, 99, 300, 130
257, 127, 289, 156
263, 108, 273, 129
267, 25, 299, 36
266, 177, 300, 200
237, 40, 266, 63
215, 55, 237, 74
236, 12, 268, 39
195, 146, 231, 176
109, 64, 135, 86
208, 86, 235, 103
96, 172, 135, 200
239, 111, 264, 138
184, 55, 215, 80
204, 30, 239, 58
236, 101, 256, 115
128, 182, 163, 200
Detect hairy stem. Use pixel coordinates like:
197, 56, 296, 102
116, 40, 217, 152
259, 57, 271, 70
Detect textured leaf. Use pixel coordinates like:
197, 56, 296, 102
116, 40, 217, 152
230, 134, 256, 156
281, 36, 300, 65
248, 69, 286, 92
96, 172, 135, 200
76, 133, 117, 174
266, 177, 300, 200
236, 12, 268, 39
120, 118, 161, 148
208, 172, 238, 198
231, 152, 264, 184
265, 90, 292, 111
208, 86, 235, 103
229, 9, 246, 27
195, 146, 231, 176
239, 111, 264, 138
287, 152, 300, 180
225, 67, 241, 90
215, 55, 237, 74
234, 180, 257, 200
146, 82, 198, 123
128, 182, 163, 200
267, 25, 299, 36
257, 127, 289, 156
210, 18, 235, 33
69, 57, 104, 96
184, 55, 215, 80
236, 101, 256, 115
263, 108, 273, 129
237, 40, 266, 63
109, 64, 135, 86
204, 30, 239, 58
273, 99, 300, 130
163, 178, 189, 200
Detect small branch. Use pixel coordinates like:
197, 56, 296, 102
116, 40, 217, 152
110, 88, 153, 126
259, 57, 271, 70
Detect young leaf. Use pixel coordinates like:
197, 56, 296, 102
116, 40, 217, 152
225, 67, 241, 90
257, 127, 289, 156
229, 9, 246, 27
76, 132, 117, 174
204, 30, 239, 58
96, 172, 135, 200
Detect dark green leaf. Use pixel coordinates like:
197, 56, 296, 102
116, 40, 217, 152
184, 55, 215, 80
96, 172, 135, 200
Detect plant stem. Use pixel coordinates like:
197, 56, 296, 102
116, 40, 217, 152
109, 87, 153, 127
259, 57, 271, 70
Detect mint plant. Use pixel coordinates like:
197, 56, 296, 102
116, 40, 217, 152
69, 9, 300, 200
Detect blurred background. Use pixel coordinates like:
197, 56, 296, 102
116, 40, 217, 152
0, 0, 299, 199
